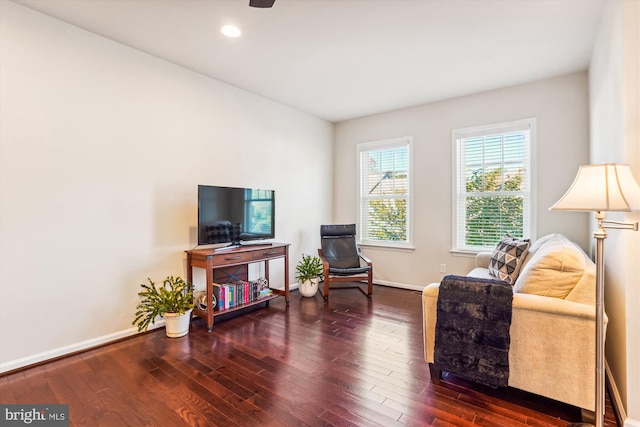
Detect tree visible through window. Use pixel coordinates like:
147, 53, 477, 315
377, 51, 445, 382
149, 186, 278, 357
453, 119, 535, 252
358, 137, 412, 248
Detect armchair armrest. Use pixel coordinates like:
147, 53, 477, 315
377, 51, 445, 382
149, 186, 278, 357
317, 249, 330, 276
358, 251, 373, 267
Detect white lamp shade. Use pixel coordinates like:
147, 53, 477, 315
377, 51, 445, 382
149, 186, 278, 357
550, 163, 640, 212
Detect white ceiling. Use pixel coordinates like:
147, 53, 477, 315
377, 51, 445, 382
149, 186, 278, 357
14, 0, 606, 123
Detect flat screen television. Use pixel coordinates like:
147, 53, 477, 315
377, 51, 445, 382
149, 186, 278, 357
198, 185, 275, 247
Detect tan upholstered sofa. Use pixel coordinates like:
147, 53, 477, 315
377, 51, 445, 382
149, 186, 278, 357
422, 233, 604, 413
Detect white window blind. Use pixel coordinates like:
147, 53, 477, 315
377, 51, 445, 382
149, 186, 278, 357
453, 119, 536, 252
357, 136, 412, 248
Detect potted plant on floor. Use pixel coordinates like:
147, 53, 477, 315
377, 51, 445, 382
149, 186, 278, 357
132, 275, 194, 337
295, 253, 324, 297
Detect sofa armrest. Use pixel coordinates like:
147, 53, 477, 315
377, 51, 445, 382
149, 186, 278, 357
512, 292, 600, 320
422, 283, 440, 364
475, 252, 493, 268
509, 292, 604, 410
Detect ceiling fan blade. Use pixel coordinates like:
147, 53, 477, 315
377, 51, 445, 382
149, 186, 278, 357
249, 0, 275, 7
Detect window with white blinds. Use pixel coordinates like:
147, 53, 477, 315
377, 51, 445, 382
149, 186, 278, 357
357, 136, 412, 248
452, 119, 536, 252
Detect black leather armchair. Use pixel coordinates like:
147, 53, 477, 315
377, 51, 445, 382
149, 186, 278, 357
318, 224, 373, 301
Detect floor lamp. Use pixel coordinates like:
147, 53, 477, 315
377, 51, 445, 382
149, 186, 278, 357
550, 164, 640, 427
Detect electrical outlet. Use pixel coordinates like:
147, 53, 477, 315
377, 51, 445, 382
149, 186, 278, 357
440, 264, 447, 273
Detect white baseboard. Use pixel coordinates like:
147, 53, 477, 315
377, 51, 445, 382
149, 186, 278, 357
606, 359, 627, 424
374, 279, 425, 292
606, 356, 640, 426
0, 322, 165, 374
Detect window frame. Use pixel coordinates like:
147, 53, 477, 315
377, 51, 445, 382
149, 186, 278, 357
357, 136, 413, 250
451, 118, 537, 254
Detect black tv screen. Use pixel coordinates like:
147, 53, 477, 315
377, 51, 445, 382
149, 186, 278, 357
198, 185, 275, 246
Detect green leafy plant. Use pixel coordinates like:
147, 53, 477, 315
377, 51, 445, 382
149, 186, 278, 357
465, 167, 524, 247
368, 198, 407, 241
132, 275, 194, 332
295, 254, 324, 283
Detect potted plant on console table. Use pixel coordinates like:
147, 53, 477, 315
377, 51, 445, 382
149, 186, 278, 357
132, 275, 194, 338
295, 254, 324, 297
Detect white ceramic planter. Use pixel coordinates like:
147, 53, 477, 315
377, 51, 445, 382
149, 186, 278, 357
164, 309, 192, 338
299, 278, 320, 297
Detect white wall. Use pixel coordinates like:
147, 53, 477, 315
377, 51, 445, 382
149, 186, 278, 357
589, 0, 640, 424
0, 2, 333, 371
334, 73, 591, 288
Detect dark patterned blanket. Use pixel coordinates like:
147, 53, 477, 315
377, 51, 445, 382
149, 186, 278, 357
434, 274, 513, 388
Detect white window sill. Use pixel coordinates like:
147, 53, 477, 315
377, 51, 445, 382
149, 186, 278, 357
359, 242, 415, 252
450, 249, 488, 257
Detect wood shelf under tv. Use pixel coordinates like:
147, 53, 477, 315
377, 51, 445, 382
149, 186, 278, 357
185, 242, 290, 331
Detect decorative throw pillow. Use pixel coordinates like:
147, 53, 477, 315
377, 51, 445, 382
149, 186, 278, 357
488, 234, 531, 285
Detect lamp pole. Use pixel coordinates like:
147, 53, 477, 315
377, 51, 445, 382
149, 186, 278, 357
593, 213, 607, 427
550, 164, 640, 427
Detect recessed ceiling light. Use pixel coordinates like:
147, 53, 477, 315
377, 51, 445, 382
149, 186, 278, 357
221, 25, 241, 38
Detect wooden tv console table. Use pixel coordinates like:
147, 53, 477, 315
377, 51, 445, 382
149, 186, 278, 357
185, 242, 290, 331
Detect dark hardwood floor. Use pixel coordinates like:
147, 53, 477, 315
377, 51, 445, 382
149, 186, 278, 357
1, 285, 618, 426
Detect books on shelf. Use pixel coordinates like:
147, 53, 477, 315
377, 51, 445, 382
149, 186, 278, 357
211, 279, 272, 311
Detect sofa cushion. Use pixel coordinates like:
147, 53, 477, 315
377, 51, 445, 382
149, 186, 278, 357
468, 267, 494, 280
518, 233, 563, 273
488, 234, 531, 285
514, 235, 594, 302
